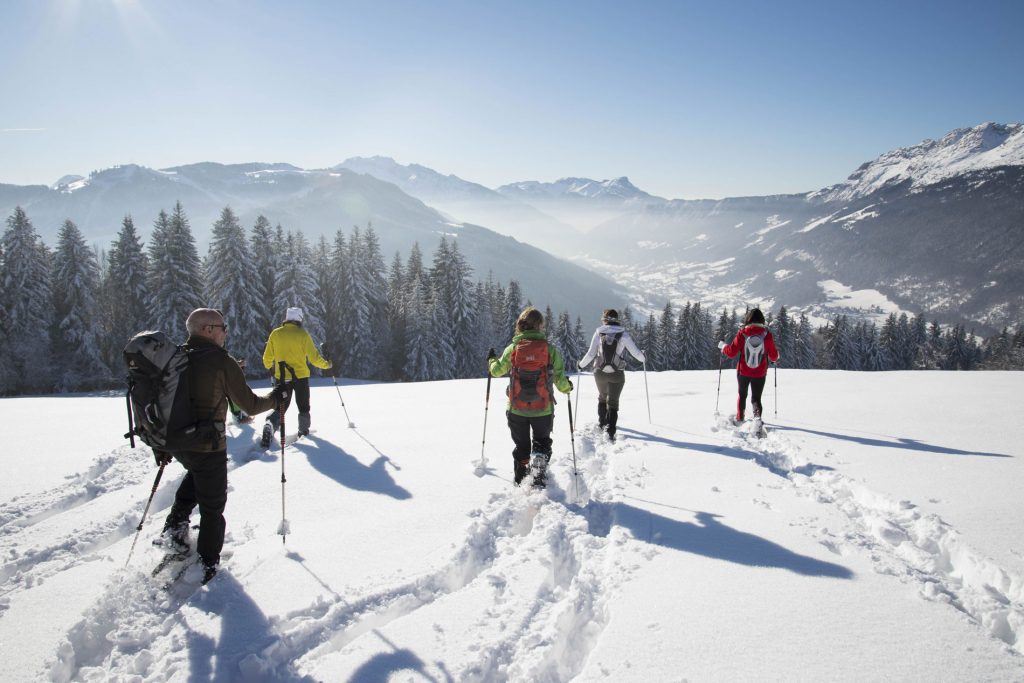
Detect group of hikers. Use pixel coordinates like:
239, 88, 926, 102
141, 303, 778, 584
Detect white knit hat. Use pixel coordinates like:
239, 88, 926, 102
285, 307, 304, 323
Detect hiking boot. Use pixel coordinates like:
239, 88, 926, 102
513, 458, 531, 486
201, 561, 218, 585
260, 421, 273, 448
597, 401, 608, 429
157, 522, 189, 553
298, 412, 311, 437
607, 408, 619, 442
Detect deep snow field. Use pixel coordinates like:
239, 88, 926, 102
1, 370, 1022, 682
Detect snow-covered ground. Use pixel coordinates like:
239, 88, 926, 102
2, 370, 1022, 681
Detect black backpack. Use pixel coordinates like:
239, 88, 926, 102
595, 331, 623, 372
123, 331, 220, 451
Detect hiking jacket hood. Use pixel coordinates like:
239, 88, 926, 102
184, 336, 278, 452
488, 330, 572, 417
721, 323, 779, 377
262, 321, 330, 380
578, 323, 646, 371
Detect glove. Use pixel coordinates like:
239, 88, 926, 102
487, 347, 497, 361
271, 383, 292, 406
717, 340, 727, 350
577, 360, 585, 370
325, 360, 333, 369
566, 379, 574, 392
154, 450, 172, 467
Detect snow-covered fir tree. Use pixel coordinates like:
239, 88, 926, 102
654, 303, 676, 371
502, 281, 523, 345
274, 229, 326, 349
101, 215, 149, 370
431, 237, 476, 378
50, 219, 109, 391
312, 235, 342, 373
206, 207, 265, 370
359, 225, 391, 379
0, 207, 53, 393
147, 204, 205, 339
248, 215, 277, 346
385, 251, 408, 380
403, 278, 433, 381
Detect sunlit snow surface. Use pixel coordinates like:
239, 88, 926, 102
1, 371, 1022, 681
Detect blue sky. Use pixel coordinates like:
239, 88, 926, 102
1, 0, 1021, 199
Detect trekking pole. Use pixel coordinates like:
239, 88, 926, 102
278, 363, 289, 544
567, 398, 579, 502
124, 461, 166, 567
773, 361, 778, 418
573, 366, 582, 427
476, 371, 492, 475
715, 347, 724, 416
642, 353, 651, 423
321, 343, 355, 428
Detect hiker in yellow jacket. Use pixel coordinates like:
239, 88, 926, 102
261, 307, 331, 446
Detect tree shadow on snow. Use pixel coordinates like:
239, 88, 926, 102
592, 502, 853, 579
291, 434, 412, 500
617, 427, 834, 478
181, 572, 312, 682
770, 424, 1012, 458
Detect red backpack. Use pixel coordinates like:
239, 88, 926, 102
508, 338, 553, 412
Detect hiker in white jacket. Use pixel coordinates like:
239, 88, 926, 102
577, 309, 645, 441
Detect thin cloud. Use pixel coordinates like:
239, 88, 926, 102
1, 128, 47, 133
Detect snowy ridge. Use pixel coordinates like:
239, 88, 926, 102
714, 416, 1024, 653
815, 122, 1024, 202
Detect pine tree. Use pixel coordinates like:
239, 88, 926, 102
49, 220, 109, 390
655, 302, 677, 370
359, 225, 391, 378
795, 312, 815, 369
403, 278, 433, 381
1, 207, 54, 393
105, 215, 150, 364
206, 207, 265, 371
503, 281, 523, 344
148, 203, 205, 339
313, 235, 341, 370
249, 215, 277, 342
275, 230, 326, 350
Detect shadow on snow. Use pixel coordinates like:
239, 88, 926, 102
291, 434, 412, 500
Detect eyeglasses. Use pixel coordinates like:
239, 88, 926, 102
207, 323, 229, 332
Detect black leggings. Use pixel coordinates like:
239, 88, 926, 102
736, 374, 766, 419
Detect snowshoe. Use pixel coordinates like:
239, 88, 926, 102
201, 562, 218, 585
530, 452, 549, 489
154, 522, 189, 554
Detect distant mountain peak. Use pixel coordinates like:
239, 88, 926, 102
816, 121, 1024, 202
498, 175, 655, 201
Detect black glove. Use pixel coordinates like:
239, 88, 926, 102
566, 379, 574, 392
154, 450, 172, 467
271, 383, 292, 406
487, 347, 497, 361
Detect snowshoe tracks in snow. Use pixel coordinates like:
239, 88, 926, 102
716, 417, 1024, 653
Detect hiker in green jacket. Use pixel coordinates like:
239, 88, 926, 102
488, 307, 572, 487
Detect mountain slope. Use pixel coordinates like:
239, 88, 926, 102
0, 163, 622, 315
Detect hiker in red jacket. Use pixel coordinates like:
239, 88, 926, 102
718, 308, 779, 423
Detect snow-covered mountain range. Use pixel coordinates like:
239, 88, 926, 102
1, 121, 1021, 329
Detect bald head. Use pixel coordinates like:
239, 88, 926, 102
185, 308, 228, 345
